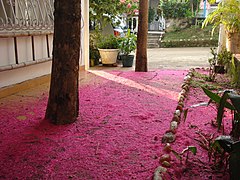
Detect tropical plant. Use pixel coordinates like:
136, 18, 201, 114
214, 136, 240, 179
202, 87, 240, 179
119, 29, 137, 55
97, 35, 121, 49
202, 0, 240, 34
202, 87, 240, 140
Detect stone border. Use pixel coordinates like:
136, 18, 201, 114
159, 38, 218, 48
153, 68, 195, 179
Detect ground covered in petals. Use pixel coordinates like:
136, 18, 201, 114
0, 70, 186, 179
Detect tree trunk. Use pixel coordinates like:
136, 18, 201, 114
227, 32, 240, 54
45, 0, 81, 125
135, 0, 148, 72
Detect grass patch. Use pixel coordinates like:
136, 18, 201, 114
163, 25, 219, 41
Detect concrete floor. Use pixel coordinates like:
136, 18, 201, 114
90, 47, 212, 71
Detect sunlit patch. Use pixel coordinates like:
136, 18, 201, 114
89, 70, 179, 100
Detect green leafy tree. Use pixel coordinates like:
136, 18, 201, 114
159, 0, 200, 19
90, 0, 138, 28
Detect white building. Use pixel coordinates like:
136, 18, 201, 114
0, 0, 89, 95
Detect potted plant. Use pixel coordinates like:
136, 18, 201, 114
119, 29, 137, 67
97, 35, 121, 65
202, 0, 240, 54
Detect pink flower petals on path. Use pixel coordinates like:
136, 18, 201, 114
0, 70, 186, 179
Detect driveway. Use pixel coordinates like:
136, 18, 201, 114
91, 47, 212, 71
147, 47, 211, 70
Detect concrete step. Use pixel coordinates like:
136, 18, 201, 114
147, 32, 164, 48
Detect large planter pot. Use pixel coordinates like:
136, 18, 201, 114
121, 55, 134, 67
227, 32, 240, 54
98, 49, 119, 65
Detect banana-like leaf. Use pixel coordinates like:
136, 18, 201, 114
217, 92, 230, 130
228, 93, 240, 114
202, 87, 235, 110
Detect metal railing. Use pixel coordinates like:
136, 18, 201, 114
148, 16, 165, 31
0, 0, 54, 31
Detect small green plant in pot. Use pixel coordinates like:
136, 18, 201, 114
119, 29, 137, 67
97, 35, 121, 65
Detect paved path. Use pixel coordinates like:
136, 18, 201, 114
147, 47, 211, 70
91, 47, 211, 71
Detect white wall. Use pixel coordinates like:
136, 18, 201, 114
17, 36, 32, 63
0, 38, 15, 66
0, 1, 89, 88
0, 61, 52, 88
82, 0, 89, 69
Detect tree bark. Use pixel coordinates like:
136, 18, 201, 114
45, 0, 81, 125
227, 32, 240, 54
135, 0, 148, 72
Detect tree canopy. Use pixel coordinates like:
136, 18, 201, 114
90, 0, 138, 27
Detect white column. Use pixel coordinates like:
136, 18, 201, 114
82, 0, 89, 70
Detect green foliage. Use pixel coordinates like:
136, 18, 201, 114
90, 0, 138, 28
201, 87, 240, 179
148, 7, 155, 23
202, 0, 240, 34
160, 38, 218, 48
97, 35, 121, 49
214, 136, 240, 179
159, 0, 191, 19
229, 56, 240, 87
202, 87, 240, 139
217, 48, 233, 67
163, 25, 219, 41
89, 32, 101, 66
119, 29, 137, 55
190, 71, 221, 90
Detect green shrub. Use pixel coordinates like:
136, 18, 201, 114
159, 0, 190, 19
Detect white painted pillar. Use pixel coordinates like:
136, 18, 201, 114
82, 0, 89, 70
